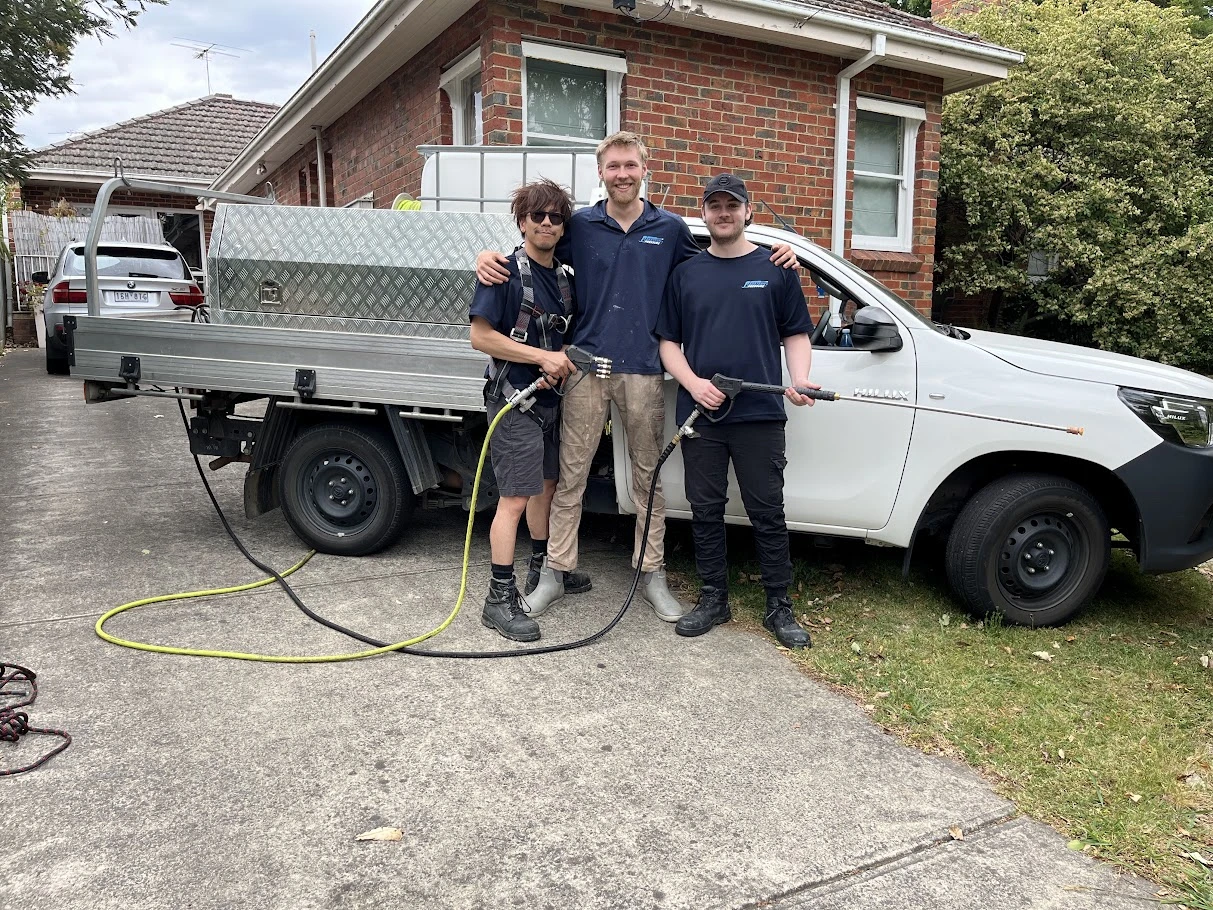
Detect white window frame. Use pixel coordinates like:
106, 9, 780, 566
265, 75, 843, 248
439, 46, 483, 146
521, 40, 625, 146
851, 96, 926, 254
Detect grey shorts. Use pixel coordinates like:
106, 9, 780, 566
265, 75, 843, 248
488, 398, 560, 498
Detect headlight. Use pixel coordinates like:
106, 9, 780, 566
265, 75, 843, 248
1118, 388, 1213, 448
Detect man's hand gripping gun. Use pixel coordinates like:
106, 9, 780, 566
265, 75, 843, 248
507, 345, 612, 409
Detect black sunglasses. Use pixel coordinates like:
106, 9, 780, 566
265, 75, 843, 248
528, 211, 565, 226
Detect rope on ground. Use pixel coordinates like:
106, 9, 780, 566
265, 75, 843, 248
0, 664, 71, 776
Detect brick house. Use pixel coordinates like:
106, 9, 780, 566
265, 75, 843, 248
4, 94, 278, 323
211, 0, 1020, 314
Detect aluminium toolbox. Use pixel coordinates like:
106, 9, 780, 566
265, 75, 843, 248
206, 204, 523, 340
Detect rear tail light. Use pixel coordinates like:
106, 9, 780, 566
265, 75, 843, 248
169, 285, 205, 307
51, 281, 87, 304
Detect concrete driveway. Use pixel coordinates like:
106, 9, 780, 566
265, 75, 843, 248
0, 348, 1155, 909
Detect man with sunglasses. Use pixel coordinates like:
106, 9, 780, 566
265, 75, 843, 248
469, 178, 578, 641
477, 132, 797, 621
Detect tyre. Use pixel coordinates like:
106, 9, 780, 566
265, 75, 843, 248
278, 422, 414, 556
46, 351, 70, 375
945, 473, 1109, 627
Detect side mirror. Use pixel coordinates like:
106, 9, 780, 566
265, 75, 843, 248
30, 271, 49, 284
849, 307, 903, 352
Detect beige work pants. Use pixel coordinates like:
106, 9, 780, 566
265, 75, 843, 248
547, 372, 666, 573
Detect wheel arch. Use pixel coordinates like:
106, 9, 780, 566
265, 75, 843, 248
913, 451, 1141, 558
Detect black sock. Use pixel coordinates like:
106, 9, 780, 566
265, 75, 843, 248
765, 586, 788, 602
491, 563, 514, 581
531, 538, 548, 557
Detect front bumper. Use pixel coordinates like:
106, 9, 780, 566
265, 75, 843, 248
1116, 440, 1213, 572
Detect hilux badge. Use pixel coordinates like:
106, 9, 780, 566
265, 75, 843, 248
854, 388, 910, 401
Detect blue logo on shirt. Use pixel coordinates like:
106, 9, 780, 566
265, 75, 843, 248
742, 280, 769, 289
640, 235, 664, 245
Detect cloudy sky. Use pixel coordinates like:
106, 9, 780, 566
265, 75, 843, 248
16, 0, 379, 150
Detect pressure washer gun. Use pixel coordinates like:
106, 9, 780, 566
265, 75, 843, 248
662, 374, 838, 457
507, 345, 612, 409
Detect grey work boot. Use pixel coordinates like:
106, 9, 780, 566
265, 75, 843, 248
675, 585, 731, 637
523, 562, 565, 616
641, 567, 687, 622
524, 553, 592, 596
481, 576, 540, 643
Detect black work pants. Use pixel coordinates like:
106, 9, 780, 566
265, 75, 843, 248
682, 420, 792, 594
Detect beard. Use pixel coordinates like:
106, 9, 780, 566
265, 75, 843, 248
606, 180, 640, 206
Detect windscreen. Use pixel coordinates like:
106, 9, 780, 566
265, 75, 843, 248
65, 246, 187, 280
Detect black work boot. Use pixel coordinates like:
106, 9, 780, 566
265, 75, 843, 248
481, 576, 540, 643
763, 595, 811, 649
675, 585, 731, 637
524, 554, 592, 596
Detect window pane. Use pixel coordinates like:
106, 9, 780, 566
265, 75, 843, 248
526, 58, 606, 142
855, 111, 901, 176
464, 73, 482, 145
853, 176, 899, 237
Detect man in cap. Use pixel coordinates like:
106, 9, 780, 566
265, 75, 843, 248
655, 173, 817, 649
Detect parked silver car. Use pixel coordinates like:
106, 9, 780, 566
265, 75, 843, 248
37, 241, 203, 374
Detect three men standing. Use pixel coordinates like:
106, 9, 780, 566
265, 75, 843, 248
470, 135, 805, 650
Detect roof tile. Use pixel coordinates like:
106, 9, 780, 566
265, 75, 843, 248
32, 94, 280, 180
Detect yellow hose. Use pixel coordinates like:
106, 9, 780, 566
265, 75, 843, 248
95, 400, 514, 663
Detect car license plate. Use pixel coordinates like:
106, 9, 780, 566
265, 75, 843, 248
112, 291, 150, 303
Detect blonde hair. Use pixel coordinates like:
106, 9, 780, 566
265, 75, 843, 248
595, 131, 649, 167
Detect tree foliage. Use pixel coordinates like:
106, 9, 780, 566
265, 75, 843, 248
0, 0, 166, 184
937, 0, 1213, 373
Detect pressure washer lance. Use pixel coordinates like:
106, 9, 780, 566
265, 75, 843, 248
666, 374, 1084, 448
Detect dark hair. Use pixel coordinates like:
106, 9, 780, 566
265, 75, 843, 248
511, 178, 573, 232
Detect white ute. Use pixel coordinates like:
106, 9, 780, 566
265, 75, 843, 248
65, 166, 1213, 628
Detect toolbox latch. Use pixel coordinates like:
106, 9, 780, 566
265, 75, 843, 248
260, 280, 281, 306
295, 369, 317, 399
119, 356, 141, 384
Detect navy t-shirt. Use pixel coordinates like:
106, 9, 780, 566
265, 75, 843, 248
656, 247, 814, 424
468, 253, 572, 408
555, 200, 700, 375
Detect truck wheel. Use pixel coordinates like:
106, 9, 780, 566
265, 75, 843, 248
945, 473, 1109, 627
278, 422, 414, 556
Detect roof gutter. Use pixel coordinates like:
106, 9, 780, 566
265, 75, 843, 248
832, 33, 885, 258
724, 0, 1022, 65
27, 168, 212, 188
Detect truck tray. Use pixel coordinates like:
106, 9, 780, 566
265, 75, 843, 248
68, 315, 489, 412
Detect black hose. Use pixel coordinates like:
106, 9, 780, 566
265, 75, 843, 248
179, 399, 667, 659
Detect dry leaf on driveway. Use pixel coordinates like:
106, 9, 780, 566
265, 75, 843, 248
356, 827, 403, 842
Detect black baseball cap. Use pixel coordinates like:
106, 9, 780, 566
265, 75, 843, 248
703, 173, 749, 204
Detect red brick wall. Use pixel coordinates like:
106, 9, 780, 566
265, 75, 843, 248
264, 0, 945, 313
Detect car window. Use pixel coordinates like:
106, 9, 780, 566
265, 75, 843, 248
64, 246, 187, 280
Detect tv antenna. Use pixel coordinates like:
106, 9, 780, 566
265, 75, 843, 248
170, 38, 249, 94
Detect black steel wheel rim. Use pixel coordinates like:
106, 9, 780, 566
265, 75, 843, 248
298, 450, 378, 534
997, 511, 1086, 608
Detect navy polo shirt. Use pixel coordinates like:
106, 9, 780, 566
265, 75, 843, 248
656, 247, 814, 425
555, 200, 700, 375
469, 253, 572, 408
